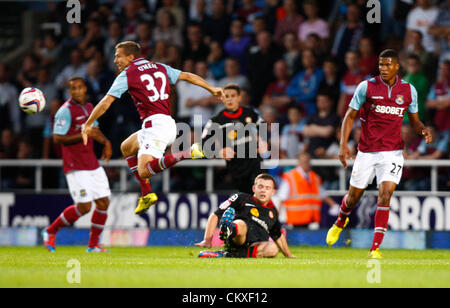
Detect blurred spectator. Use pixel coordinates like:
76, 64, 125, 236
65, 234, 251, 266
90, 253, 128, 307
176, 59, 196, 122
207, 40, 226, 80
85, 59, 114, 102
152, 9, 183, 48
78, 18, 105, 60
16, 54, 39, 89
303, 33, 327, 66
247, 31, 282, 106
14, 139, 35, 189
337, 51, 369, 118
136, 22, 153, 58
406, 0, 439, 53
274, 0, 304, 46
224, 18, 252, 70
415, 125, 448, 159
285, 48, 325, 116
42, 99, 62, 160
323, 125, 357, 160
280, 104, 306, 159
426, 60, 450, 134
237, 0, 262, 23
185, 61, 220, 130
403, 54, 429, 122
39, 33, 62, 68
202, 0, 231, 44
189, 0, 208, 23
55, 49, 88, 100
298, 0, 329, 48
216, 57, 250, 91
156, 0, 186, 29
0, 64, 20, 134
166, 45, 182, 69
0, 129, 17, 159
183, 22, 210, 61
428, 0, 450, 63
122, 1, 142, 37
104, 20, 123, 72
303, 90, 339, 159
399, 30, 436, 82
358, 37, 379, 77
61, 23, 85, 63
249, 15, 267, 38
151, 40, 170, 63
261, 59, 292, 115
282, 31, 302, 76
318, 56, 341, 108
331, 3, 365, 72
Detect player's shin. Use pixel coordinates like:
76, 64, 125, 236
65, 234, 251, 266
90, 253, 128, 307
146, 149, 191, 176
335, 195, 352, 228
126, 154, 151, 196
46, 204, 83, 234
370, 205, 389, 251
88, 208, 108, 248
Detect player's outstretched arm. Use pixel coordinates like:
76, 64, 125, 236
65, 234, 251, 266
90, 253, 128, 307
275, 234, 295, 258
407, 112, 433, 144
195, 213, 219, 248
178, 72, 224, 99
82, 94, 116, 145
339, 108, 358, 168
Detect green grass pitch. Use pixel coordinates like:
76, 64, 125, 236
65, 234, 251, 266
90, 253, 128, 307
0, 246, 449, 288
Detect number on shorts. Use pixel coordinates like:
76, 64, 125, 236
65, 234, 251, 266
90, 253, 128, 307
140, 73, 168, 102
390, 162, 402, 175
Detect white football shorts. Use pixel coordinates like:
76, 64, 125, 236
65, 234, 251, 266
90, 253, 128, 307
350, 150, 404, 189
138, 114, 177, 158
66, 167, 111, 203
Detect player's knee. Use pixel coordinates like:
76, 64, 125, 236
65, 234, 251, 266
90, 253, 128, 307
77, 202, 92, 215
120, 141, 130, 157
265, 244, 279, 258
95, 197, 109, 210
138, 165, 150, 179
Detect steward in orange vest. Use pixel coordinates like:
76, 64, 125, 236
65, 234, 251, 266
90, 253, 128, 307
278, 153, 339, 227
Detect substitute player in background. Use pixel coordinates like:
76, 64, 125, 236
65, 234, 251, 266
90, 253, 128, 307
42, 77, 112, 252
326, 50, 433, 258
195, 174, 294, 258
81, 41, 224, 214
201, 84, 268, 194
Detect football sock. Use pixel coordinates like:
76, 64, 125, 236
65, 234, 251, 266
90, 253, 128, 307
46, 204, 83, 235
370, 205, 390, 251
335, 195, 352, 228
126, 155, 151, 196
247, 246, 258, 258
88, 208, 108, 248
146, 149, 191, 176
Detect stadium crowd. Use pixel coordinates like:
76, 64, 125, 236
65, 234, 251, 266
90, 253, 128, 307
0, 0, 448, 191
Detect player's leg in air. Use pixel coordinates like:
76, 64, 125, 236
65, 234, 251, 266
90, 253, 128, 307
121, 126, 205, 215
326, 185, 364, 246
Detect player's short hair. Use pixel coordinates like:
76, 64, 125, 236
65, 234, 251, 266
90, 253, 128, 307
254, 173, 276, 188
379, 49, 399, 61
407, 54, 421, 63
67, 76, 86, 86
116, 41, 141, 57
224, 83, 241, 94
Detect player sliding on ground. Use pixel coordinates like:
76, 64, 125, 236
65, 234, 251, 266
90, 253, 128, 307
195, 173, 295, 258
81, 41, 224, 214
326, 49, 433, 258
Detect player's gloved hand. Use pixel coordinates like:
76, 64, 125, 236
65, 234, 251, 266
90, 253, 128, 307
328, 204, 340, 216
194, 239, 212, 248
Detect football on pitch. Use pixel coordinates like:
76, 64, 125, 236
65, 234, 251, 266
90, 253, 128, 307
18, 87, 46, 114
